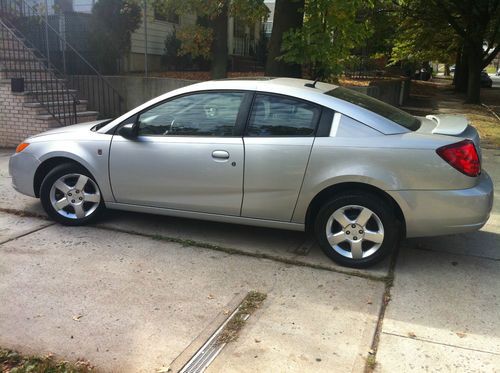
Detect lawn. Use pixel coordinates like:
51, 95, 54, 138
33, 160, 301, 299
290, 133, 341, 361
463, 104, 500, 148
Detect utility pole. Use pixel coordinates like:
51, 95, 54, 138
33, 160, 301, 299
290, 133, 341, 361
144, 0, 148, 77
44, 0, 50, 65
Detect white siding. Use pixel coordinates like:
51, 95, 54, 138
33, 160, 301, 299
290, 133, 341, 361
131, 12, 195, 56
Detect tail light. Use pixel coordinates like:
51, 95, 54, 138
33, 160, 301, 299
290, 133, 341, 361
436, 140, 480, 177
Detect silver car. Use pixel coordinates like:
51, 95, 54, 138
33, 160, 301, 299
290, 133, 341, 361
9, 78, 494, 268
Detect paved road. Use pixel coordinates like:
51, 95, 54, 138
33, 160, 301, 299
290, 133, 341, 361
0, 148, 499, 372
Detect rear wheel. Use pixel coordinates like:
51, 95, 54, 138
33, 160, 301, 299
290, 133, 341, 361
40, 163, 103, 225
314, 192, 400, 268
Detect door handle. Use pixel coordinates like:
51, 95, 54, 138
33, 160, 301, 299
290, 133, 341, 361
212, 150, 230, 160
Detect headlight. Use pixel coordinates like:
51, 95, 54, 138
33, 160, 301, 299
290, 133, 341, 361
15, 142, 30, 153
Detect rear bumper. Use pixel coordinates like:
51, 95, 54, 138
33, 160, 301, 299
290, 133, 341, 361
9, 151, 39, 197
389, 171, 494, 238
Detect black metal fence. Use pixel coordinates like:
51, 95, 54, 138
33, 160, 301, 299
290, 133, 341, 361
0, 0, 124, 120
0, 18, 78, 125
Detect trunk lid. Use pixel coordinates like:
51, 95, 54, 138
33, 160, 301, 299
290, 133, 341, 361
425, 114, 469, 135
417, 114, 482, 160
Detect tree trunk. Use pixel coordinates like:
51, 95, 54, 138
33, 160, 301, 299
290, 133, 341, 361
454, 47, 468, 93
265, 0, 304, 77
465, 44, 482, 104
452, 50, 460, 86
210, 4, 228, 79
444, 64, 450, 76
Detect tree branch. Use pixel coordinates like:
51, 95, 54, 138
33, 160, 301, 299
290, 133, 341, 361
482, 44, 500, 68
434, 0, 466, 38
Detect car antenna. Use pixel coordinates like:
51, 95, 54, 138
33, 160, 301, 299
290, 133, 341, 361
305, 78, 319, 88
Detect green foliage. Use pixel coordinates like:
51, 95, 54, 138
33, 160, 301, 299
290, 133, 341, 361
389, 0, 458, 65
363, 0, 397, 58
89, 0, 142, 73
280, 0, 373, 79
161, 28, 210, 70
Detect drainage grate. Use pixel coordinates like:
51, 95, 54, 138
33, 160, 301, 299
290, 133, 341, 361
179, 308, 250, 373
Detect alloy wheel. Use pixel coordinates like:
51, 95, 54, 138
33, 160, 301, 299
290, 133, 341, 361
49, 173, 101, 219
325, 205, 384, 259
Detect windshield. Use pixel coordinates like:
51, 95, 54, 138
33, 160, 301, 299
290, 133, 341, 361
325, 87, 420, 131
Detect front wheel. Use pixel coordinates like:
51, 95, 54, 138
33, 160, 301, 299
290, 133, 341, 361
314, 193, 400, 268
40, 163, 104, 225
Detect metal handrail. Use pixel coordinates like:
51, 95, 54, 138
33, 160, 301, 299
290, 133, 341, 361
0, 0, 124, 120
0, 18, 78, 125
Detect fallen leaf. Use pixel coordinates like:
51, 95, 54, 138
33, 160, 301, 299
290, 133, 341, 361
72, 314, 83, 321
207, 294, 214, 300
223, 309, 230, 315
156, 366, 171, 373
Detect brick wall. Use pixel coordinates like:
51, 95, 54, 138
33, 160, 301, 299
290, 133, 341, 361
0, 80, 53, 147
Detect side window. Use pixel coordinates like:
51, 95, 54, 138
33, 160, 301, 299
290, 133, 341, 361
137, 92, 245, 136
246, 94, 320, 137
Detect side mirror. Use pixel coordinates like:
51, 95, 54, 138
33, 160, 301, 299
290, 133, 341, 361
118, 123, 137, 140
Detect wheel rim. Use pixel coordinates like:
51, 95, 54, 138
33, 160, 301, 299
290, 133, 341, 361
49, 173, 100, 220
325, 205, 384, 260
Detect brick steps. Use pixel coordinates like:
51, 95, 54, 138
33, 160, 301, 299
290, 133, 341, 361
36, 110, 99, 120
1, 78, 66, 90
0, 20, 102, 145
24, 101, 89, 115
42, 111, 100, 128
12, 89, 79, 101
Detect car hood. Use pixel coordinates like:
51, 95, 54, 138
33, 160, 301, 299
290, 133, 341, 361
29, 119, 110, 139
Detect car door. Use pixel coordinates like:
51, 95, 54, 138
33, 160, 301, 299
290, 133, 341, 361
241, 93, 322, 221
109, 91, 250, 216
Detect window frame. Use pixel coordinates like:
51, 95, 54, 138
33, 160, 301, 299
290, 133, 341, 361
114, 90, 254, 138
243, 92, 324, 138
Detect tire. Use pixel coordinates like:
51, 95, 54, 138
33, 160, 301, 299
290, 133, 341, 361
40, 163, 104, 226
314, 192, 400, 268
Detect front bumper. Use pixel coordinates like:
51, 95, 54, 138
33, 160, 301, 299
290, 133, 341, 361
9, 151, 40, 197
390, 171, 494, 238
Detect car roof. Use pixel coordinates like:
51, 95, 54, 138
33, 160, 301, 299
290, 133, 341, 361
184, 77, 338, 98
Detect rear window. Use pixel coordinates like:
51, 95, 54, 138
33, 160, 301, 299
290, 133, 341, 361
325, 87, 420, 131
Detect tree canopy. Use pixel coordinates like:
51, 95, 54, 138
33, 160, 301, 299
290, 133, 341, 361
89, 0, 142, 74
155, 0, 269, 78
279, 0, 372, 79
391, 0, 500, 103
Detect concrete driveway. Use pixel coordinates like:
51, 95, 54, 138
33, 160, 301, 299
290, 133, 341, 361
0, 148, 498, 372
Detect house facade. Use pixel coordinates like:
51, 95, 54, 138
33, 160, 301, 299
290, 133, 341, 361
29, 0, 264, 73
